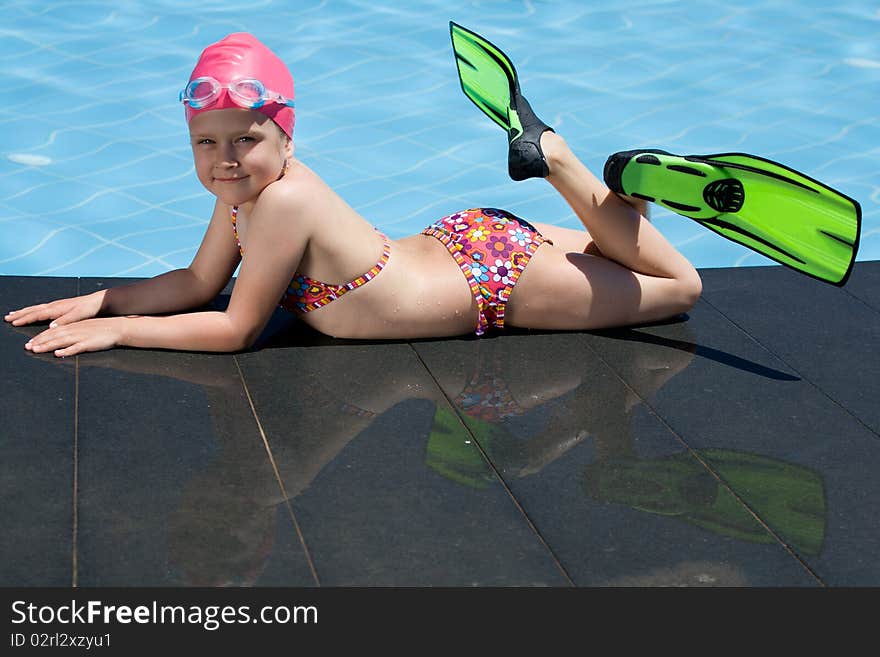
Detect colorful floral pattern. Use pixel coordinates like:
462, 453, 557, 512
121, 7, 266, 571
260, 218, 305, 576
487, 235, 513, 259
466, 226, 489, 243
508, 227, 533, 247
421, 208, 551, 336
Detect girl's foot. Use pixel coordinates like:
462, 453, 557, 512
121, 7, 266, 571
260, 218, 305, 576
508, 92, 554, 181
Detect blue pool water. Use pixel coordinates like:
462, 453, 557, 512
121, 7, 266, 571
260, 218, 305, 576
1, 0, 877, 277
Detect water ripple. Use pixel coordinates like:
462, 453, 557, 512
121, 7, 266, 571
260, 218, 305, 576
1, 0, 875, 277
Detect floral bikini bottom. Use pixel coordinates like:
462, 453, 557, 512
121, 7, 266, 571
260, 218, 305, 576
421, 208, 552, 336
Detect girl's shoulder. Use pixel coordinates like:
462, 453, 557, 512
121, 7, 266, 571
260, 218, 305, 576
254, 162, 367, 242
253, 163, 325, 221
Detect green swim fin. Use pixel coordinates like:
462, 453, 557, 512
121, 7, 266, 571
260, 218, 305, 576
449, 21, 554, 180
604, 150, 861, 285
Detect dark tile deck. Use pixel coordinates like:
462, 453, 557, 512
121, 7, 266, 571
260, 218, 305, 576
2, 263, 878, 587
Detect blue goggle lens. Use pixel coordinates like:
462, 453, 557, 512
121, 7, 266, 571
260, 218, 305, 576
180, 77, 294, 110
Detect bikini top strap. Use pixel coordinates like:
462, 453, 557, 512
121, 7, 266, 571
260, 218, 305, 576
231, 205, 391, 292
231, 205, 244, 256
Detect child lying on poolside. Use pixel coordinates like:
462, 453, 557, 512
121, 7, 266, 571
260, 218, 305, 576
5, 31, 701, 357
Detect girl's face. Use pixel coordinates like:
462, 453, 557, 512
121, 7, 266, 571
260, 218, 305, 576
188, 108, 290, 208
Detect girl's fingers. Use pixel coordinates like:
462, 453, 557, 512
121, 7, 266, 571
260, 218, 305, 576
30, 339, 79, 356
25, 336, 58, 353
7, 306, 50, 326
26, 329, 72, 354
8, 304, 44, 316
23, 317, 116, 358
7, 301, 75, 326
5, 309, 29, 325
25, 326, 106, 357
10, 314, 38, 326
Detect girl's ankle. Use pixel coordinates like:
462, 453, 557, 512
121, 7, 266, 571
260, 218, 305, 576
541, 131, 569, 176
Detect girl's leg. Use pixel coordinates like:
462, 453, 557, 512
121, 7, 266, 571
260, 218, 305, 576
541, 131, 695, 283
505, 132, 701, 331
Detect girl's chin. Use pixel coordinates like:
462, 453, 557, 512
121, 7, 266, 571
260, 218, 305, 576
209, 187, 257, 206
204, 178, 276, 206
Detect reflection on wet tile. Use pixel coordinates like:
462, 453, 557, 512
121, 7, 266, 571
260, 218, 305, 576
1, 276, 77, 585
701, 264, 880, 436
73, 279, 315, 586
236, 340, 568, 586
4, 266, 878, 587
413, 332, 815, 586
585, 296, 880, 585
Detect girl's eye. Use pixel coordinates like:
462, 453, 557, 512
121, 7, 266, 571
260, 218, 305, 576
196, 138, 214, 145
236, 135, 255, 143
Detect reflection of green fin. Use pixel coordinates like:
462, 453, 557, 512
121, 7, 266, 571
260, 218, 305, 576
701, 449, 825, 556
425, 405, 495, 489
585, 449, 825, 555
449, 21, 554, 180
604, 150, 861, 285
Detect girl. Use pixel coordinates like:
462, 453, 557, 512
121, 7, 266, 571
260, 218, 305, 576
5, 32, 701, 357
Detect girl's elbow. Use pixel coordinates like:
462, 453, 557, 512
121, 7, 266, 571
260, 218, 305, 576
217, 306, 270, 352
228, 328, 257, 352
230, 320, 266, 352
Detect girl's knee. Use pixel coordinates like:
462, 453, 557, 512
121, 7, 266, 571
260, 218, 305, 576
677, 269, 702, 313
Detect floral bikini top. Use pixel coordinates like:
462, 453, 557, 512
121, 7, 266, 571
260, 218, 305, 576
231, 206, 391, 313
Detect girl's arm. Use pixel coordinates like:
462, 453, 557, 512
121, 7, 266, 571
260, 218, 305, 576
24, 184, 311, 356
104, 200, 242, 315
6, 200, 241, 327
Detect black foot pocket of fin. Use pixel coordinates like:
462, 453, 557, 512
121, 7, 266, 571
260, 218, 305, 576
508, 93, 554, 181
602, 149, 671, 193
509, 135, 550, 180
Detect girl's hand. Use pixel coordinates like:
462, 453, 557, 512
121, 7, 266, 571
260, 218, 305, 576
5, 290, 106, 328
24, 317, 124, 358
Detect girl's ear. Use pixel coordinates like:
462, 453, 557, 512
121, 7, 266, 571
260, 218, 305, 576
280, 137, 294, 178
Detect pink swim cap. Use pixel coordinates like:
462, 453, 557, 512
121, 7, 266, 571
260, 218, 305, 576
184, 33, 295, 138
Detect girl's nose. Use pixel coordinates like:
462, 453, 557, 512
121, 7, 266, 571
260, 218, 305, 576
217, 143, 238, 167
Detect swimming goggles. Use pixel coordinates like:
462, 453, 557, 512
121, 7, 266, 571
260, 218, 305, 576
179, 77, 295, 110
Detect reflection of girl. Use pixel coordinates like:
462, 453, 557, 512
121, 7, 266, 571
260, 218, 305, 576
7, 31, 701, 357
169, 472, 277, 587
425, 330, 699, 480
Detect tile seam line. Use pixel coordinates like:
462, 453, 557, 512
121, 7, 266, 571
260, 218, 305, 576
407, 341, 576, 587
72, 277, 80, 588
699, 294, 879, 441
842, 284, 880, 316
581, 333, 826, 587
232, 354, 321, 587
73, 359, 79, 587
